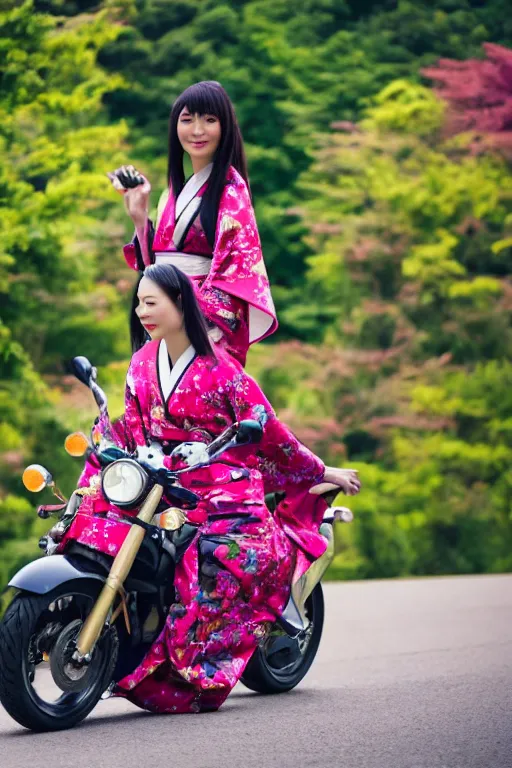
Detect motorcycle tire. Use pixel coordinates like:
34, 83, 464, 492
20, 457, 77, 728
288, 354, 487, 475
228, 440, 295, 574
241, 583, 324, 694
0, 581, 118, 731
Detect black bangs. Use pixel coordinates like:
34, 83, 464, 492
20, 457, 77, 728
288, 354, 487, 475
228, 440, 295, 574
173, 81, 225, 119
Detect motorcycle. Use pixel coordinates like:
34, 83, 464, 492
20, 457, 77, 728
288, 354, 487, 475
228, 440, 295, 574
0, 356, 353, 731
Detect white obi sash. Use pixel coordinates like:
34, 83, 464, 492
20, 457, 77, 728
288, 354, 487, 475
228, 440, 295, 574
154, 251, 211, 276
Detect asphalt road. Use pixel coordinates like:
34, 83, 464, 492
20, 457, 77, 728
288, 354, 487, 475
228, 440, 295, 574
1, 574, 511, 768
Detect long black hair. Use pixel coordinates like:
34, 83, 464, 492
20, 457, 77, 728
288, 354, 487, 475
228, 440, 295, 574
167, 81, 249, 248
130, 264, 214, 357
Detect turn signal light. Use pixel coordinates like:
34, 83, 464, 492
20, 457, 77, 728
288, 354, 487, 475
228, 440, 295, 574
22, 464, 53, 493
154, 508, 187, 531
64, 432, 89, 457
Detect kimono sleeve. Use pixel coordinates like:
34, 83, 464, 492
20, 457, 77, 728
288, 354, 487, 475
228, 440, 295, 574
226, 368, 325, 491
123, 220, 155, 272
124, 189, 171, 271
204, 177, 277, 345
197, 285, 247, 335
195, 288, 249, 365
94, 362, 148, 452
121, 361, 151, 449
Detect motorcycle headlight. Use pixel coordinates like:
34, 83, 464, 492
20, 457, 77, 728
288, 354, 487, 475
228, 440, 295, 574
101, 459, 148, 507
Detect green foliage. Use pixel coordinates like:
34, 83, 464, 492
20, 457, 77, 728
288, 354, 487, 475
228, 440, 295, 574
252, 76, 512, 578
2, 0, 512, 590
0, 0, 132, 588
363, 80, 445, 137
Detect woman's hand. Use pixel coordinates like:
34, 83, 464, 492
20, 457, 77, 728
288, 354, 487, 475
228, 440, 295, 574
124, 177, 151, 229
322, 466, 361, 496
107, 165, 151, 229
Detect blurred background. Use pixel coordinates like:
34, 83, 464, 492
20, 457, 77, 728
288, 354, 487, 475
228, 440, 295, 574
1, 0, 512, 591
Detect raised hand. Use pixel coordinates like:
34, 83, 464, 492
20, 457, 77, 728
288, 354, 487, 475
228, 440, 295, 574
107, 164, 145, 190
107, 165, 151, 229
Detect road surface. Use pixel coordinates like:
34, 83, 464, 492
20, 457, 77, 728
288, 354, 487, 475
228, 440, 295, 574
1, 574, 511, 768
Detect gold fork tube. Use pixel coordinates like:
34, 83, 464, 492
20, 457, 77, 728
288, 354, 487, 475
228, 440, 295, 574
291, 522, 335, 623
75, 484, 164, 658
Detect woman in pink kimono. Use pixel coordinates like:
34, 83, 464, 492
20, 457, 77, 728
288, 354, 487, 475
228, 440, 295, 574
108, 81, 275, 366
78, 264, 359, 714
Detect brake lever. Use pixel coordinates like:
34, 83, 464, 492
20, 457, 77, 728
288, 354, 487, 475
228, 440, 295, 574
37, 502, 68, 520
141, 467, 200, 508
146, 467, 176, 485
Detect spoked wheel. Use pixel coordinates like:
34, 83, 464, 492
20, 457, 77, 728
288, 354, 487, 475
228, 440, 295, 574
241, 583, 324, 694
0, 581, 118, 731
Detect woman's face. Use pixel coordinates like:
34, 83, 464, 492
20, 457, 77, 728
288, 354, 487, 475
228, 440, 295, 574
136, 277, 183, 341
177, 107, 221, 166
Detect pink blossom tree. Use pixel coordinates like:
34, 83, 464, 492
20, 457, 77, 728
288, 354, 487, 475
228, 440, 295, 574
422, 43, 512, 155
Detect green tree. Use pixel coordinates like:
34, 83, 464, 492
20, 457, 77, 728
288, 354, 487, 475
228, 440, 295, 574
250, 80, 512, 577
0, 0, 130, 588
2, 0, 512, 589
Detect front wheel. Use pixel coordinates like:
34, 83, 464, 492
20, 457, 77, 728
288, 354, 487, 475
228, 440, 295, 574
241, 583, 324, 694
0, 581, 118, 731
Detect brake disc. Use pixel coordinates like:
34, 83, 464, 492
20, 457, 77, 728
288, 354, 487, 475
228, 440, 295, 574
50, 619, 99, 693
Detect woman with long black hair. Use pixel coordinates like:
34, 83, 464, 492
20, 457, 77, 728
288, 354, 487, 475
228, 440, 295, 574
77, 263, 359, 714
109, 81, 276, 366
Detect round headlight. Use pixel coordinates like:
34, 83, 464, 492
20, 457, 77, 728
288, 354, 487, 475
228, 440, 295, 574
101, 460, 148, 506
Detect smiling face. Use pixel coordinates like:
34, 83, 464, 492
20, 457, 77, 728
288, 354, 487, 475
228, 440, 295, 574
176, 107, 221, 168
135, 276, 183, 341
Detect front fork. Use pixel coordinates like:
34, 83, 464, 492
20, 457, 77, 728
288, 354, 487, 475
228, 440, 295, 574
73, 484, 164, 662
280, 506, 352, 635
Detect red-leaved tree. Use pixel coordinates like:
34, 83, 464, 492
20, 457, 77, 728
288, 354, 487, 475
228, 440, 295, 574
422, 43, 512, 155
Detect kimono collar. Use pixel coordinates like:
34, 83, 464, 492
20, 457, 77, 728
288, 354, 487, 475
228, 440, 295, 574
175, 163, 213, 220
158, 340, 196, 402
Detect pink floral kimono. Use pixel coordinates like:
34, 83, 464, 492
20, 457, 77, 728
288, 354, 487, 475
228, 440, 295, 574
123, 165, 277, 366
77, 341, 327, 714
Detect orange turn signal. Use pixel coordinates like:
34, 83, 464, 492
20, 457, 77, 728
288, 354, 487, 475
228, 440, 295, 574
154, 508, 187, 531
64, 432, 89, 457
22, 464, 52, 493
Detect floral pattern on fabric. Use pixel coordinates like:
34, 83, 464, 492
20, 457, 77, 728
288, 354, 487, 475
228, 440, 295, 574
123, 167, 277, 366
73, 341, 327, 714
120, 342, 325, 505
114, 496, 294, 713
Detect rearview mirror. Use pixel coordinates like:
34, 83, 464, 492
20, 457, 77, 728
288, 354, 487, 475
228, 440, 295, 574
235, 419, 263, 445
71, 356, 96, 387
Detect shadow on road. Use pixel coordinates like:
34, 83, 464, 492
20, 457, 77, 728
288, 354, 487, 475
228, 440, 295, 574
233, 686, 313, 700
2, 710, 152, 738
1, 686, 333, 737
